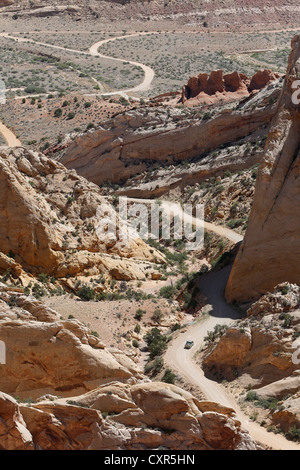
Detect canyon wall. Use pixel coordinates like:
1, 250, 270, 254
226, 34, 300, 302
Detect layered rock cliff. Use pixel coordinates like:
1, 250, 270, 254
0, 146, 164, 285
60, 81, 280, 186
226, 34, 300, 303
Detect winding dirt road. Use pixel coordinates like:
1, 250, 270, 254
89, 32, 155, 96
1, 30, 299, 449
126, 197, 243, 244
0, 121, 21, 146
165, 266, 300, 450
0, 31, 156, 98
0, 31, 157, 143
126, 197, 299, 448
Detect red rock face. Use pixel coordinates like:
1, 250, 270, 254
248, 69, 280, 92
224, 71, 247, 93
206, 70, 225, 95
182, 69, 280, 105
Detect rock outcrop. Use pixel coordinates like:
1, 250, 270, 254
0, 392, 33, 451
0, 289, 143, 399
182, 69, 280, 106
0, 0, 13, 6
60, 81, 280, 186
202, 285, 300, 387
0, 146, 164, 284
272, 393, 300, 433
226, 35, 300, 303
6, 0, 300, 30
0, 384, 260, 450
15, 5, 81, 17
0, 292, 260, 450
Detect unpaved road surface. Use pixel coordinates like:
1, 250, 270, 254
0, 31, 156, 98
165, 266, 300, 450
126, 197, 244, 244
0, 121, 21, 146
89, 32, 155, 96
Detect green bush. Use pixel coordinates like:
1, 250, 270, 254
54, 108, 62, 118
144, 328, 168, 359
134, 309, 145, 321
162, 368, 176, 384
159, 285, 176, 299
246, 390, 258, 402
285, 426, 300, 441
77, 285, 95, 301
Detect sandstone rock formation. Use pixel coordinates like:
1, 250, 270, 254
203, 324, 298, 387
226, 34, 300, 303
0, 289, 143, 399
0, 146, 164, 284
0, 392, 34, 450
0, 384, 260, 450
60, 81, 280, 187
182, 69, 280, 106
5, 1, 300, 30
15, 5, 81, 17
247, 283, 300, 317
0, 292, 260, 450
202, 284, 300, 387
272, 393, 300, 433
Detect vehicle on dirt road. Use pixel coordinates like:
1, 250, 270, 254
184, 340, 194, 350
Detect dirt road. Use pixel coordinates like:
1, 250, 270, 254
165, 266, 300, 450
124, 198, 298, 449
0, 31, 156, 98
0, 121, 21, 146
89, 32, 155, 96
125, 197, 243, 244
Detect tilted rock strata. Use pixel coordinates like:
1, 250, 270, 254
0, 383, 260, 450
60, 83, 279, 186
226, 34, 300, 302
0, 146, 164, 282
202, 309, 300, 387
0, 293, 260, 450
0, 289, 143, 399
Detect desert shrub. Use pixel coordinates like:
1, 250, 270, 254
38, 273, 48, 284
159, 285, 177, 299
77, 285, 95, 301
67, 112, 75, 120
134, 309, 145, 321
152, 308, 164, 324
54, 108, 62, 118
162, 368, 176, 384
144, 328, 168, 359
285, 426, 300, 441
32, 283, 46, 299
246, 391, 258, 402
